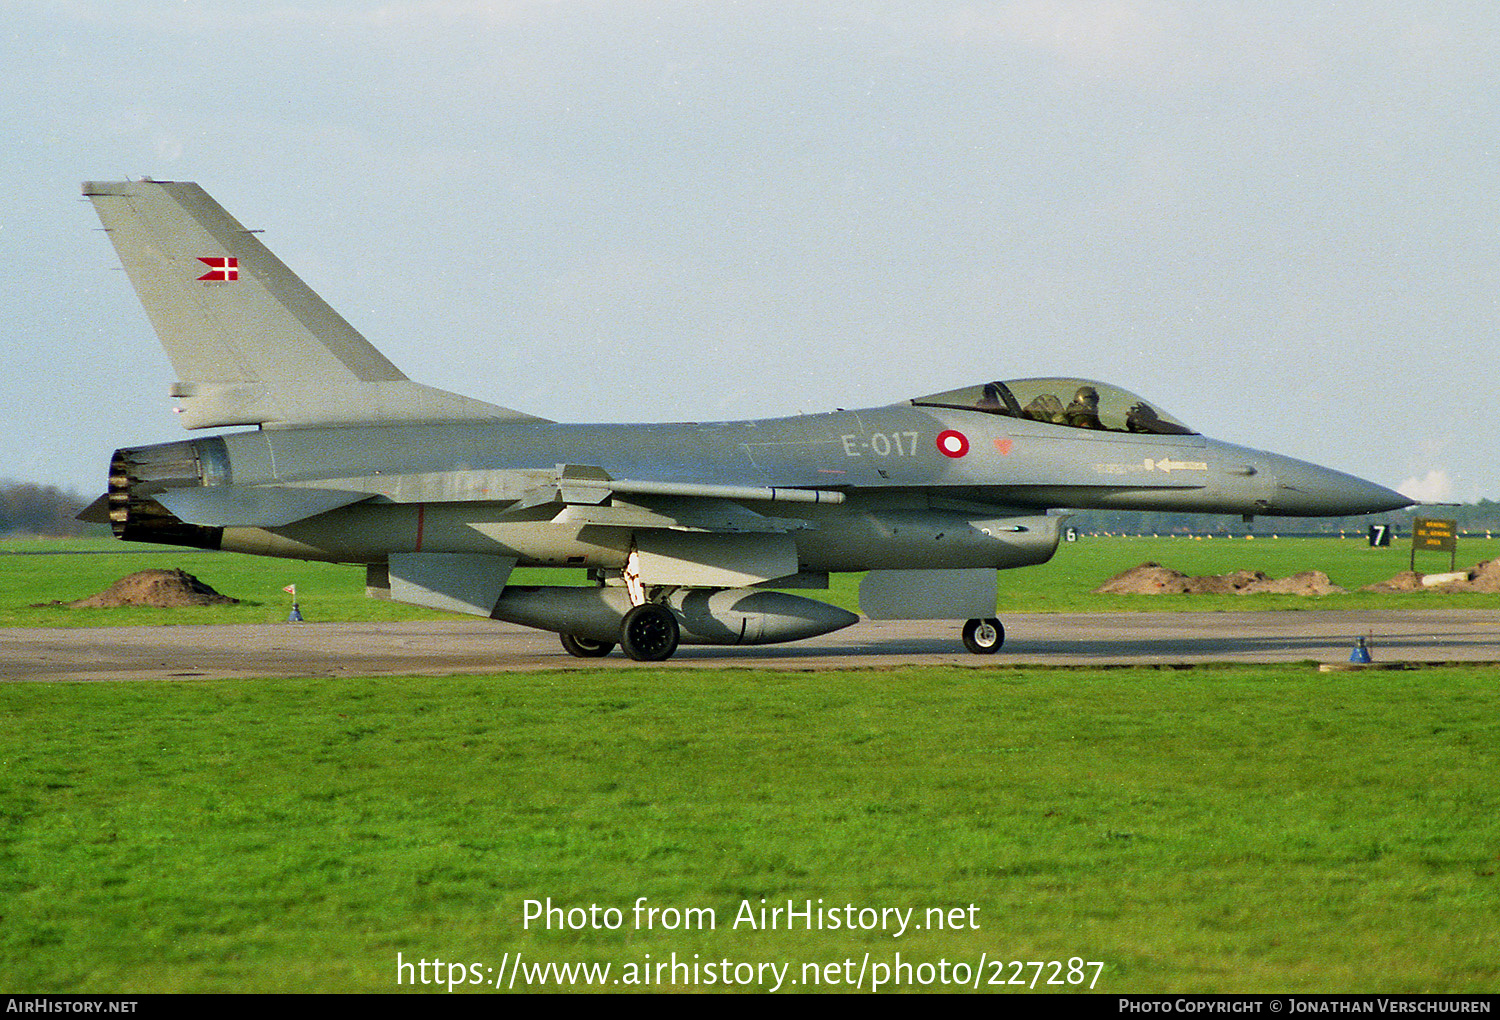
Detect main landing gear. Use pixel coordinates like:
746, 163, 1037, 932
559, 633, 614, 658
555, 558, 683, 660
962, 617, 1004, 654
618, 603, 680, 661
558, 603, 681, 661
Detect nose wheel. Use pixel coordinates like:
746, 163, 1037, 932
962, 618, 1004, 654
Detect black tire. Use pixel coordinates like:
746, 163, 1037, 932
620, 603, 680, 661
560, 633, 614, 658
962, 617, 1004, 654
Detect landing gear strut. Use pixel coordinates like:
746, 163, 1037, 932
620, 603, 680, 661
962, 617, 1004, 654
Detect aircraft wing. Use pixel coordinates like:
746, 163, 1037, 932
552, 497, 810, 534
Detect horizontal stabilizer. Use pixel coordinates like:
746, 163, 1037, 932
77, 493, 112, 524
155, 486, 371, 527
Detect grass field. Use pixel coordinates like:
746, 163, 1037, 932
3, 533, 1498, 628
4, 538, 1498, 993
3, 665, 1498, 993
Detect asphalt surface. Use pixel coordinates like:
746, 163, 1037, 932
4, 610, 1499, 680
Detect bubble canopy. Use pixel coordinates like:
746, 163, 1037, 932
911, 377, 1197, 436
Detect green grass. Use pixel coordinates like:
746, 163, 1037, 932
4, 665, 1498, 992
4, 535, 1496, 991
1014, 534, 1500, 613
3, 535, 1495, 627
0, 540, 586, 628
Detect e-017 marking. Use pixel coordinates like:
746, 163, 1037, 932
842, 432, 922, 457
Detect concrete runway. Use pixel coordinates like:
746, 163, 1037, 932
3, 609, 1499, 680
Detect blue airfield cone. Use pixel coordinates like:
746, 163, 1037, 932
1348, 636, 1372, 664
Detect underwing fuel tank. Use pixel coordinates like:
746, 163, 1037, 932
490, 586, 859, 646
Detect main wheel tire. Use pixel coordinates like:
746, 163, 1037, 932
962, 617, 1004, 654
560, 633, 614, 658
620, 603, 680, 661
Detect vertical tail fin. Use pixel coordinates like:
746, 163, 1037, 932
84, 179, 540, 429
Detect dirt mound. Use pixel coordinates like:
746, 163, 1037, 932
1095, 563, 1345, 596
1365, 559, 1500, 593
1466, 559, 1500, 593
1361, 571, 1424, 593
64, 569, 239, 608
1247, 571, 1345, 596
1094, 563, 1191, 593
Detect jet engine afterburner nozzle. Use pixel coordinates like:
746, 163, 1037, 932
106, 437, 229, 548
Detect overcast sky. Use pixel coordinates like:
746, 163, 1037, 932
4, 1, 1496, 503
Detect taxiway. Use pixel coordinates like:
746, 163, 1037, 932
4, 610, 1498, 681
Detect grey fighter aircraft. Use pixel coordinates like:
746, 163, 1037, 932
80, 180, 1412, 660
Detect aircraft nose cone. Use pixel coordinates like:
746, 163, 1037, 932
1268, 456, 1413, 516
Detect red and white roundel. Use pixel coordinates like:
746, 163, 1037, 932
936, 430, 969, 458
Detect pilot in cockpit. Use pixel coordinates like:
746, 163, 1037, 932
1064, 386, 1103, 429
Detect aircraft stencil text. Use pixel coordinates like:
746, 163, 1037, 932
841, 432, 923, 457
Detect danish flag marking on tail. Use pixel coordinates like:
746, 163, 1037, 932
196, 256, 239, 282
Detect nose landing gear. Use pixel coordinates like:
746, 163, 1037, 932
962, 617, 1004, 654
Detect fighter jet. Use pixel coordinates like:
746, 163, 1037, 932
79, 180, 1411, 660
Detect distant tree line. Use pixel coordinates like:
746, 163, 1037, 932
0, 480, 100, 537
1065, 501, 1500, 537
